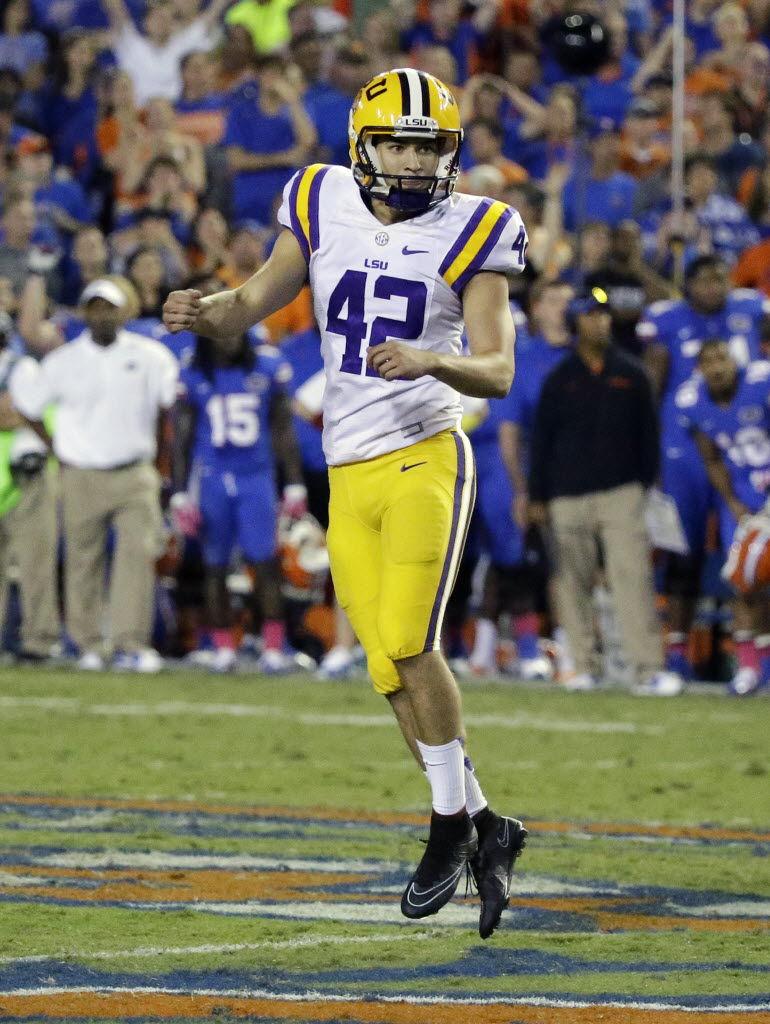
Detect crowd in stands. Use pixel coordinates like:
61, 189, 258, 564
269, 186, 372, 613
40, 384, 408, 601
3, 0, 770, 691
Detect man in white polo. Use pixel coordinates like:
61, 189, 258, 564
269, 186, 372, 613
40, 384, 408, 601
10, 277, 178, 672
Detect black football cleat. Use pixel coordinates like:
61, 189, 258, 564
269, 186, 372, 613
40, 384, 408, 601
470, 812, 528, 939
401, 811, 478, 919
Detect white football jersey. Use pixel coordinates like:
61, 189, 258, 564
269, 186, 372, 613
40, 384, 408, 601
277, 164, 527, 466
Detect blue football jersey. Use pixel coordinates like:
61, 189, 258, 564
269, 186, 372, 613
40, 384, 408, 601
676, 361, 770, 512
279, 327, 326, 474
179, 343, 293, 476
499, 334, 571, 436
637, 290, 770, 434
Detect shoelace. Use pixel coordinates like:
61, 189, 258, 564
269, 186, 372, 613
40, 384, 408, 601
464, 861, 478, 898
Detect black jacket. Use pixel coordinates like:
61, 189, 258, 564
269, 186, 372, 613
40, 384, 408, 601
529, 346, 659, 502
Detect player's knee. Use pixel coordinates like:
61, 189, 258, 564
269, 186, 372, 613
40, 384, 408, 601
368, 649, 402, 695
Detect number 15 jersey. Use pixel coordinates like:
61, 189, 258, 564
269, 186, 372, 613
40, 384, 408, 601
277, 164, 527, 466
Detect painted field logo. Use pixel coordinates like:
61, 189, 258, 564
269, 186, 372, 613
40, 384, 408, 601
0, 796, 768, 1022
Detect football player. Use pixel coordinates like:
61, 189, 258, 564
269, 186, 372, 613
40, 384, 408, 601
638, 255, 770, 679
163, 68, 528, 937
172, 331, 308, 673
677, 339, 770, 696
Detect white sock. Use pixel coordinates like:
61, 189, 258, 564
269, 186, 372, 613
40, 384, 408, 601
416, 738, 466, 815
470, 617, 497, 669
464, 759, 488, 816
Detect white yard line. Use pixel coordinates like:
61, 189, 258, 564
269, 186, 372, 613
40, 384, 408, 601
0, 696, 663, 735
0, 984, 766, 1013
27, 850, 398, 873
0, 930, 434, 965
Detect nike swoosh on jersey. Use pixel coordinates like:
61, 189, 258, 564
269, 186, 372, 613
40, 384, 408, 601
401, 461, 427, 472
405, 864, 465, 908
402, 246, 430, 255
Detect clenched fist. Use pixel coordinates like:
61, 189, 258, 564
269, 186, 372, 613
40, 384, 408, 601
163, 289, 202, 333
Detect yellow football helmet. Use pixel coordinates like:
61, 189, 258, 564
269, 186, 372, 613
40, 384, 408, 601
349, 68, 463, 212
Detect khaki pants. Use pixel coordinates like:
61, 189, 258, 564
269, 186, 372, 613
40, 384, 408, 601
8, 463, 61, 655
60, 462, 162, 654
548, 483, 663, 680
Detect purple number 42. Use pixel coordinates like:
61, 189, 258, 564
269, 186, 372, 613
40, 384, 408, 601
327, 270, 428, 375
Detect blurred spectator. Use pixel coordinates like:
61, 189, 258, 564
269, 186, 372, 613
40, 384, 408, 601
224, 55, 316, 226
17, 139, 93, 246
360, 7, 402, 70
732, 233, 770, 298
619, 96, 670, 180
10, 276, 178, 672
462, 118, 528, 187
402, 0, 482, 84
103, 0, 229, 106
0, 0, 48, 87
29, 0, 143, 32
415, 44, 458, 88
39, 31, 101, 182
529, 290, 676, 694
571, 220, 611, 281
174, 51, 227, 146
216, 220, 313, 342
563, 126, 639, 234
0, 196, 45, 295
291, 31, 334, 107
701, 1, 752, 81
580, 10, 638, 127
461, 163, 506, 199
226, 0, 296, 55
697, 91, 763, 194
308, 43, 371, 168
731, 42, 770, 139
189, 207, 230, 276
585, 220, 676, 355
684, 152, 759, 265
95, 68, 148, 199
120, 96, 206, 199
0, 280, 61, 661
61, 226, 110, 307
218, 23, 258, 94
118, 155, 198, 246
506, 83, 579, 180
126, 246, 173, 320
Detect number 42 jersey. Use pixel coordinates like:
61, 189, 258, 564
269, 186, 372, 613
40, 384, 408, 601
277, 164, 527, 466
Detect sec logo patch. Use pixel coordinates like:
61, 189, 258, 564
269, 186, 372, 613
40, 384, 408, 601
375, 231, 389, 246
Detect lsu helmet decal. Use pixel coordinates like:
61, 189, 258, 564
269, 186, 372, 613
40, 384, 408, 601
349, 68, 463, 212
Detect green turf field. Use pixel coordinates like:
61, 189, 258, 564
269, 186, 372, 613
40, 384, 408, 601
0, 667, 768, 1023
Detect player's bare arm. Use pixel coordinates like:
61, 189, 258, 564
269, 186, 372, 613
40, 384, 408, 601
644, 342, 670, 401
694, 429, 749, 521
162, 230, 307, 339
269, 391, 304, 487
365, 271, 514, 398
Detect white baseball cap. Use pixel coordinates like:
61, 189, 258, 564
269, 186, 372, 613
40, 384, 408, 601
80, 279, 127, 308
